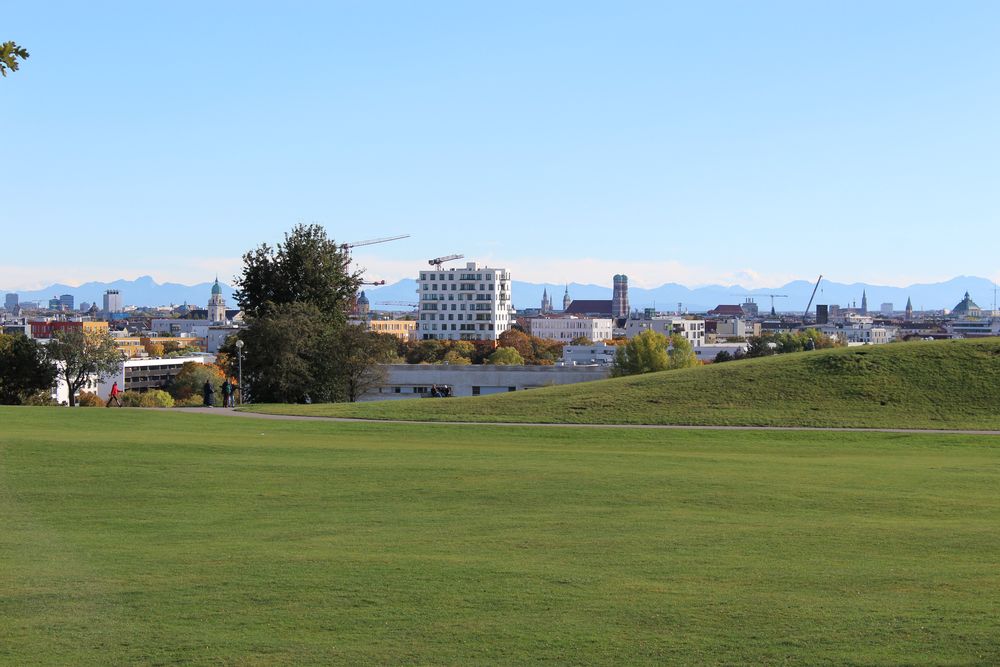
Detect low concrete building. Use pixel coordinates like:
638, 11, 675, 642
364, 364, 610, 401
695, 342, 749, 362
96, 355, 207, 398
560, 343, 618, 366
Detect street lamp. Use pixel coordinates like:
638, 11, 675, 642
235, 339, 245, 405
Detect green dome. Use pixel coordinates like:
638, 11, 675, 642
952, 292, 981, 316
211, 278, 222, 296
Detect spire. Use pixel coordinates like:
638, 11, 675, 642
861, 289, 868, 315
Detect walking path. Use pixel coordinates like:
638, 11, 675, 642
171, 407, 1000, 436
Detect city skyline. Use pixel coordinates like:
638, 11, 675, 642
5, 2, 999, 289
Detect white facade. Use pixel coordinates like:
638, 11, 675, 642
528, 316, 613, 342
150, 319, 242, 352
417, 262, 513, 341
816, 324, 896, 345
364, 363, 610, 400
695, 342, 749, 362
560, 343, 618, 366
624, 317, 705, 348
97, 355, 207, 398
103, 290, 123, 314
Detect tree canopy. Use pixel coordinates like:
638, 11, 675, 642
0, 41, 29, 77
46, 329, 122, 406
0, 334, 55, 404
487, 347, 524, 365
612, 330, 698, 377
234, 224, 361, 321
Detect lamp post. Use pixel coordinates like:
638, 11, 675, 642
235, 339, 245, 405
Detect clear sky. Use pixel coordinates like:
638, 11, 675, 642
3, 1, 999, 290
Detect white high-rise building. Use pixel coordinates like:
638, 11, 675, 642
417, 261, 513, 341
103, 289, 123, 314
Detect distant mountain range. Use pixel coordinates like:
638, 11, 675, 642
4, 275, 997, 313
366, 275, 999, 313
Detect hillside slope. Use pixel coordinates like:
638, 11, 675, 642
245, 339, 1000, 429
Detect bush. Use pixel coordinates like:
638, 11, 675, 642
118, 391, 144, 407
139, 389, 175, 408
22, 391, 57, 406
76, 392, 103, 407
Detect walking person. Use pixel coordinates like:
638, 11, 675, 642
203, 380, 215, 407
105, 381, 122, 408
221, 378, 233, 407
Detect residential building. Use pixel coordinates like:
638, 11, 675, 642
816, 323, 896, 345
367, 319, 417, 341
528, 316, 613, 342
624, 316, 705, 348
880, 302, 893, 316
416, 261, 513, 341
29, 320, 109, 339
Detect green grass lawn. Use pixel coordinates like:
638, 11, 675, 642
244, 338, 1000, 429
2, 407, 999, 664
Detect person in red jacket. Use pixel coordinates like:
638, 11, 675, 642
105, 381, 122, 408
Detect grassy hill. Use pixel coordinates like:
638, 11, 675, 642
3, 407, 1000, 664
245, 338, 1000, 429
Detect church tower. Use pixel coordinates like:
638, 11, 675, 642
861, 290, 868, 315
905, 296, 913, 321
207, 277, 227, 323
541, 288, 552, 314
357, 291, 370, 321
563, 284, 571, 311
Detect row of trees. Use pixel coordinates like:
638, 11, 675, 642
395, 329, 570, 366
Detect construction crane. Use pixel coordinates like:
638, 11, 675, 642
340, 234, 410, 251
428, 254, 464, 270
731, 293, 788, 317
803, 275, 823, 323
377, 301, 418, 308
360, 280, 386, 286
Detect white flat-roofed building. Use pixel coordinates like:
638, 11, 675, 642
624, 316, 705, 348
417, 261, 513, 341
560, 343, 618, 366
364, 363, 610, 400
528, 316, 613, 342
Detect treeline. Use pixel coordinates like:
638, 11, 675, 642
714, 329, 838, 363
396, 329, 569, 366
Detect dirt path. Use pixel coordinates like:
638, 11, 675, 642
170, 407, 1000, 436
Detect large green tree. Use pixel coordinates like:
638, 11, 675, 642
335, 326, 397, 402
46, 329, 122, 406
0, 41, 29, 77
0, 334, 55, 404
234, 224, 361, 321
612, 330, 670, 376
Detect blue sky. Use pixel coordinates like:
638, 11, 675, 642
3, 1, 999, 290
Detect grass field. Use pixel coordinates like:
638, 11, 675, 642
2, 407, 999, 664
244, 338, 1000, 429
